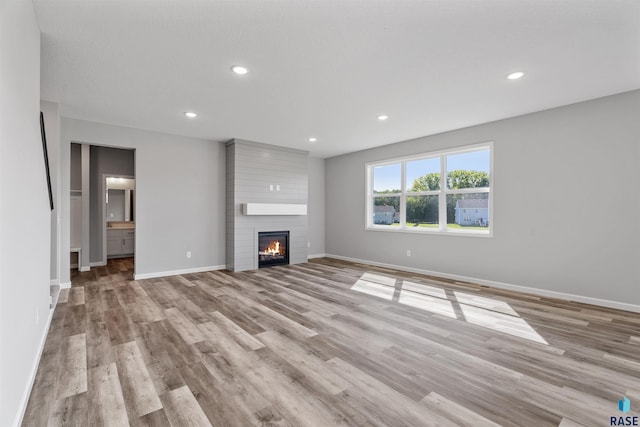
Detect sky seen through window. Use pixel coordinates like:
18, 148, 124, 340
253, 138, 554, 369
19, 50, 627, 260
373, 149, 490, 192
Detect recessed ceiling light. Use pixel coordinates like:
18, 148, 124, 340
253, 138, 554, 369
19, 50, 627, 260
507, 71, 524, 80
184, 112, 198, 118
231, 65, 248, 75
308, 137, 317, 143
377, 115, 388, 121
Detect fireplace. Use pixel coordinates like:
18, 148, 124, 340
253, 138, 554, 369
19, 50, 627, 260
258, 231, 289, 268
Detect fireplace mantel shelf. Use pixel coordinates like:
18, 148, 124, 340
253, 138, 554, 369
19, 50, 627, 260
242, 203, 307, 216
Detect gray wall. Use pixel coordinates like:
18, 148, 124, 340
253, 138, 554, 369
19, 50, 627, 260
0, 3, 50, 426
326, 90, 640, 308
70, 143, 81, 190
60, 118, 226, 281
89, 145, 134, 263
308, 157, 326, 256
226, 139, 308, 271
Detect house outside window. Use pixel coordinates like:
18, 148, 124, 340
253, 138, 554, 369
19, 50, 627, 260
366, 142, 492, 236
373, 205, 396, 225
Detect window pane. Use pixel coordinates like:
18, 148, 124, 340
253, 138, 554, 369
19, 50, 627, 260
447, 193, 489, 229
446, 149, 490, 190
373, 163, 401, 194
406, 195, 439, 228
406, 158, 440, 191
373, 197, 399, 225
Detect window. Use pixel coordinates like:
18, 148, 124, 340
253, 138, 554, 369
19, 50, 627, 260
366, 143, 492, 236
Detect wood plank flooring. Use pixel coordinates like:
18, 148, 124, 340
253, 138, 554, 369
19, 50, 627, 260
23, 257, 640, 426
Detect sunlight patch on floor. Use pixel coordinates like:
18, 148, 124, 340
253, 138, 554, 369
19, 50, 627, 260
400, 280, 447, 299
351, 272, 548, 345
398, 289, 456, 318
459, 303, 548, 345
454, 291, 519, 316
351, 272, 396, 300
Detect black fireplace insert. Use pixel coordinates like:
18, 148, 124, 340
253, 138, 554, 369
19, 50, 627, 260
258, 231, 289, 268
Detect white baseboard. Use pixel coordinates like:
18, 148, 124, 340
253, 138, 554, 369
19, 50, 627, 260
134, 265, 226, 281
13, 303, 56, 427
89, 261, 106, 267
79, 266, 90, 272
49, 279, 59, 287
59, 281, 71, 289
325, 254, 640, 314
307, 253, 327, 259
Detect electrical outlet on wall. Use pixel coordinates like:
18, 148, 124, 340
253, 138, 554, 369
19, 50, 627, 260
406, 250, 411, 257
186, 251, 192, 259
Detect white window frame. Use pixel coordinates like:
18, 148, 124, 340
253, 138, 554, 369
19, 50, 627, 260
366, 142, 493, 237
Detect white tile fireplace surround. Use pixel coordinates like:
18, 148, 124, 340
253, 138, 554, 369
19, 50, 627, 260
226, 139, 309, 271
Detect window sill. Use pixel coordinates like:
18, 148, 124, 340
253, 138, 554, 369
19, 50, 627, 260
365, 225, 492, 238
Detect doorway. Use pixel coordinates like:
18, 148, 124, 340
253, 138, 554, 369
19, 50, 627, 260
104, 175, 135, 262
69, 143, 136, 281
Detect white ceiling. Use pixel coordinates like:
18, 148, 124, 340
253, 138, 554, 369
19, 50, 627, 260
34, 0, 640, 158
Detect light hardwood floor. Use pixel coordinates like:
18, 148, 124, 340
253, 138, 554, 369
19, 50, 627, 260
23, 257, 640, 426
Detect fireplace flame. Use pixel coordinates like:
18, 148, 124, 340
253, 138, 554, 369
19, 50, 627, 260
265, 240, 282, 255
